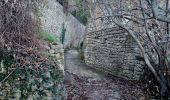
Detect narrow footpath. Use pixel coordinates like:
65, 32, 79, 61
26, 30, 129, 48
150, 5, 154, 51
64, 49, 146, 100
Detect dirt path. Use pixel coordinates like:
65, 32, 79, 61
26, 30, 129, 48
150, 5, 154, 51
64, 49, 146, 100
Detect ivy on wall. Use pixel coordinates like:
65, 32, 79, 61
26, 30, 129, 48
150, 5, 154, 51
0, 50, 65, 100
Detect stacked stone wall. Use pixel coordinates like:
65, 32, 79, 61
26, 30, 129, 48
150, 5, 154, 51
84, 27, 145, 80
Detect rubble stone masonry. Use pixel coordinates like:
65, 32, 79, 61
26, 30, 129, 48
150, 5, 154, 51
84, 27, 145, 80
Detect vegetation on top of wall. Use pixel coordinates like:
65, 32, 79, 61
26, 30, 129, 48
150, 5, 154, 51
71, 0, 89, 25
71, 10, 88, 25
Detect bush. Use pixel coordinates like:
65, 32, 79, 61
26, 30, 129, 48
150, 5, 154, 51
0, 0, 41, 48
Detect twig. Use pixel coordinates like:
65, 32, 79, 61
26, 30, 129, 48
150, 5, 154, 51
0, 68, 16, 84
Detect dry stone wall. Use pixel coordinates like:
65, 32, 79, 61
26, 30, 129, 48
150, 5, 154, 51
84, 27, 145, 80
48, 43, 65, 73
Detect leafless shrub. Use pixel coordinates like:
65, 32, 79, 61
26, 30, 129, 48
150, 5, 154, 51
0, 0, 41, 50
87, 0, 170, 99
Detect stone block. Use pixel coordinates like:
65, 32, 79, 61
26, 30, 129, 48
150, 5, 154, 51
49, 49, 55, 54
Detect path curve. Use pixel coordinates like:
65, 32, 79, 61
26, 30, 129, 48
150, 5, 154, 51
64, 49, 145, 100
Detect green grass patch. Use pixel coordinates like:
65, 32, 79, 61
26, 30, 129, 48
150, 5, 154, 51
40, 31, 58, 43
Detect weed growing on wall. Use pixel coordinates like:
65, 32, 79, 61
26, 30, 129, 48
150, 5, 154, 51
40, 31, 58, 43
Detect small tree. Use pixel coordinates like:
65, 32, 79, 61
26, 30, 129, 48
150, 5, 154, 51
88, 0, 170, 98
